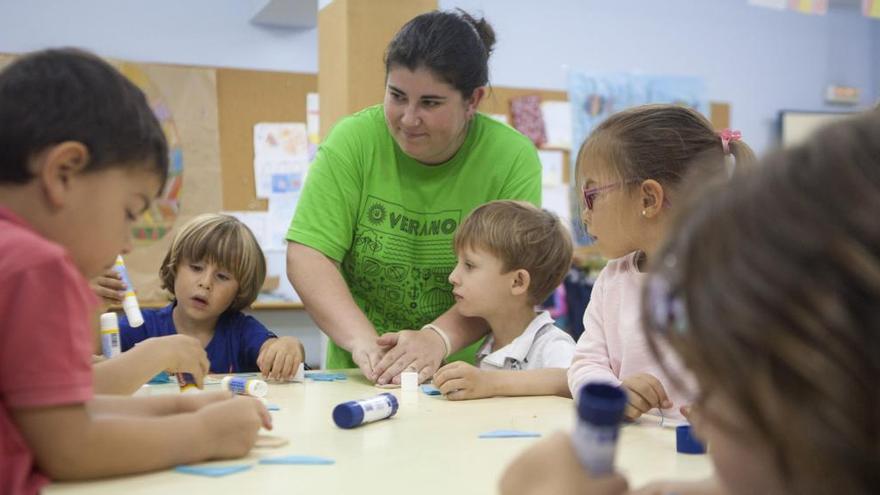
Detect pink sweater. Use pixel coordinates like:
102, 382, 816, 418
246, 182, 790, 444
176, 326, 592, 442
568, 251, 691, 421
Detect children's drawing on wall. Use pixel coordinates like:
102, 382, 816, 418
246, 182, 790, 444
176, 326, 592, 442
119, 63, 183, 245
253, 122, 310, 199
567, 71, 706, 244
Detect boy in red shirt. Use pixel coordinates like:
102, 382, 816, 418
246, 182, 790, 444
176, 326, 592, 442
0, 48, 271, 495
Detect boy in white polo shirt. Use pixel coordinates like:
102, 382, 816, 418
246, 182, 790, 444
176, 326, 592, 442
432, 200, 575, 400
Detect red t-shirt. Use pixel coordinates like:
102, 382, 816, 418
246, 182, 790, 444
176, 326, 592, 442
0, 207, 98, 495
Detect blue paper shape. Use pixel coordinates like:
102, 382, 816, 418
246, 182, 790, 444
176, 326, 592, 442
478, 430, 542, 439
148, 371, 173, 384
420, 384, 442, 396
306, 372, 347, 381
175, 464, 253, 477
259, 455, 336, 465
266, 403, 281, 411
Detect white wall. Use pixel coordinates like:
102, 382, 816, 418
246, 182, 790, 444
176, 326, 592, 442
1, 0, 874, 150
446, 0, 877, 152
2, 0, 876, 366
0, 0, 318, 72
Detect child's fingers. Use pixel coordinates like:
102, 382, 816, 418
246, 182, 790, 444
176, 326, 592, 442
244, 396, 273, 430
640, 374, 672, 408
629, 375, 668, 409
200, 353, 210, 377
446, 387, 471, 401
270, 350, 287, 380
280, 353, 296, 380
97, 275, 127, 290
624, 404, 644, 421
432, 364, 460, 387
438, 377, 467, 396
258, 345, 278, 376
625, 387, 655, 414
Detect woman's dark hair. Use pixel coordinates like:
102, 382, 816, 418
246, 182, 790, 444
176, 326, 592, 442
384, 9, 495, 98
0, 48, 168, 184
644, 111, 880, 494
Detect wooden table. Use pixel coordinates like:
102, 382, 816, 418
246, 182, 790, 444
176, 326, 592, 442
45, 370, 712, 494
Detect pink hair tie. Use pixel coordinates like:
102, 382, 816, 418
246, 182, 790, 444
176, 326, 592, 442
718, 128, 742, 155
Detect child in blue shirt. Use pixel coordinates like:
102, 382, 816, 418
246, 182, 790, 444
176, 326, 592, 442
108, 213, 304, 382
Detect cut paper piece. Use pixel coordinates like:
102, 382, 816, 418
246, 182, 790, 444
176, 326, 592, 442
306, 372, 347, 381
255, 434, 289, 448
375, 382, 400, 389
175, 464, 252, 477
259, 455, 336, 465
420, 384, 442, 396
266, 403, 281, 411
148, 371, 173, 384
478, 430, 542, 439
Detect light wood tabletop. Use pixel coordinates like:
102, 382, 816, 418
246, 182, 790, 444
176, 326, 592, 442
45, 370, 712, 495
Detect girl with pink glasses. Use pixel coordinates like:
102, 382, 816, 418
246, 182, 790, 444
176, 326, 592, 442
568, 104, 754, 422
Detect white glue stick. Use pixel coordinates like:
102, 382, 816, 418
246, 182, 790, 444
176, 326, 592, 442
100, 312, 121, 359
113, 255, 144, 327
221, 376, 269, 398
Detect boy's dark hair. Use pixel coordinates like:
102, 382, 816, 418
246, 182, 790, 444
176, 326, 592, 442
385, 9, 495, 99
0, 48, 168, 184
644, 112, 880, 494
454, 200, 573, 305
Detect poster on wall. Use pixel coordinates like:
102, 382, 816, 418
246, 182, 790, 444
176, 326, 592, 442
567, 71, 707, 245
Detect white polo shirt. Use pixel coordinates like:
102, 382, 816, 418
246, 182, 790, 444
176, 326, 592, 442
476, 311, 576, 371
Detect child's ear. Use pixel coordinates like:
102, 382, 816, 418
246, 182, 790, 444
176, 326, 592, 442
510, 268, 531, 297
37, 141, 89, 208
640, 179, 665, 218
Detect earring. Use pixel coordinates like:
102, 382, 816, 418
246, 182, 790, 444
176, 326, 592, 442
641, 210, 648, 217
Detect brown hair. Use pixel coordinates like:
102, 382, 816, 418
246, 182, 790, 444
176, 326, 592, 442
454, 200, 572, 305
644, 112, 880, 494
575, 104, 755, 201
160, 214, 266, 312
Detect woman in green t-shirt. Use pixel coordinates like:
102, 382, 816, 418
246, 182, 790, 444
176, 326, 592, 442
286, 9, 542, 384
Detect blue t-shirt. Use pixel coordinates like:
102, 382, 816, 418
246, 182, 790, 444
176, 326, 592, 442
119, 303, 277, 373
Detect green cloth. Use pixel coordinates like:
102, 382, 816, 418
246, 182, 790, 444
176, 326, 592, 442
288, 105, 541, 368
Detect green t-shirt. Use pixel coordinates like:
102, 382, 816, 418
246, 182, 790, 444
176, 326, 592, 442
287, 105, 541, 369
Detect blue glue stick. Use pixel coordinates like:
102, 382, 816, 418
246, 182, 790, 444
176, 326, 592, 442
333, 393, 399, 429
573, 383, 628, 475
114, 255, 144, 327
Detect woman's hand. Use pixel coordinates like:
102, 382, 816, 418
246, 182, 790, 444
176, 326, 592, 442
372, 329, 446, 385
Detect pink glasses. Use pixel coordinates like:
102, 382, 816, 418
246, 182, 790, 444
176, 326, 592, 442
582, 180, 671, 210
582, 182, 625, 210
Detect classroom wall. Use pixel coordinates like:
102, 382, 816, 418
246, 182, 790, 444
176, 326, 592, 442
0, 0, 318, 73
0, 0, 874, 151
1, 0, 875, 366
873, 22, 880, 107
447, 0, 877, 153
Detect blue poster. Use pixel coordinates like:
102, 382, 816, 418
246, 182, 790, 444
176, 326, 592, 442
567, 72, 706, 244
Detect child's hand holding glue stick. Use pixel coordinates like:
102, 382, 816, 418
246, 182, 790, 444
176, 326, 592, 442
113, 255, 144, 327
